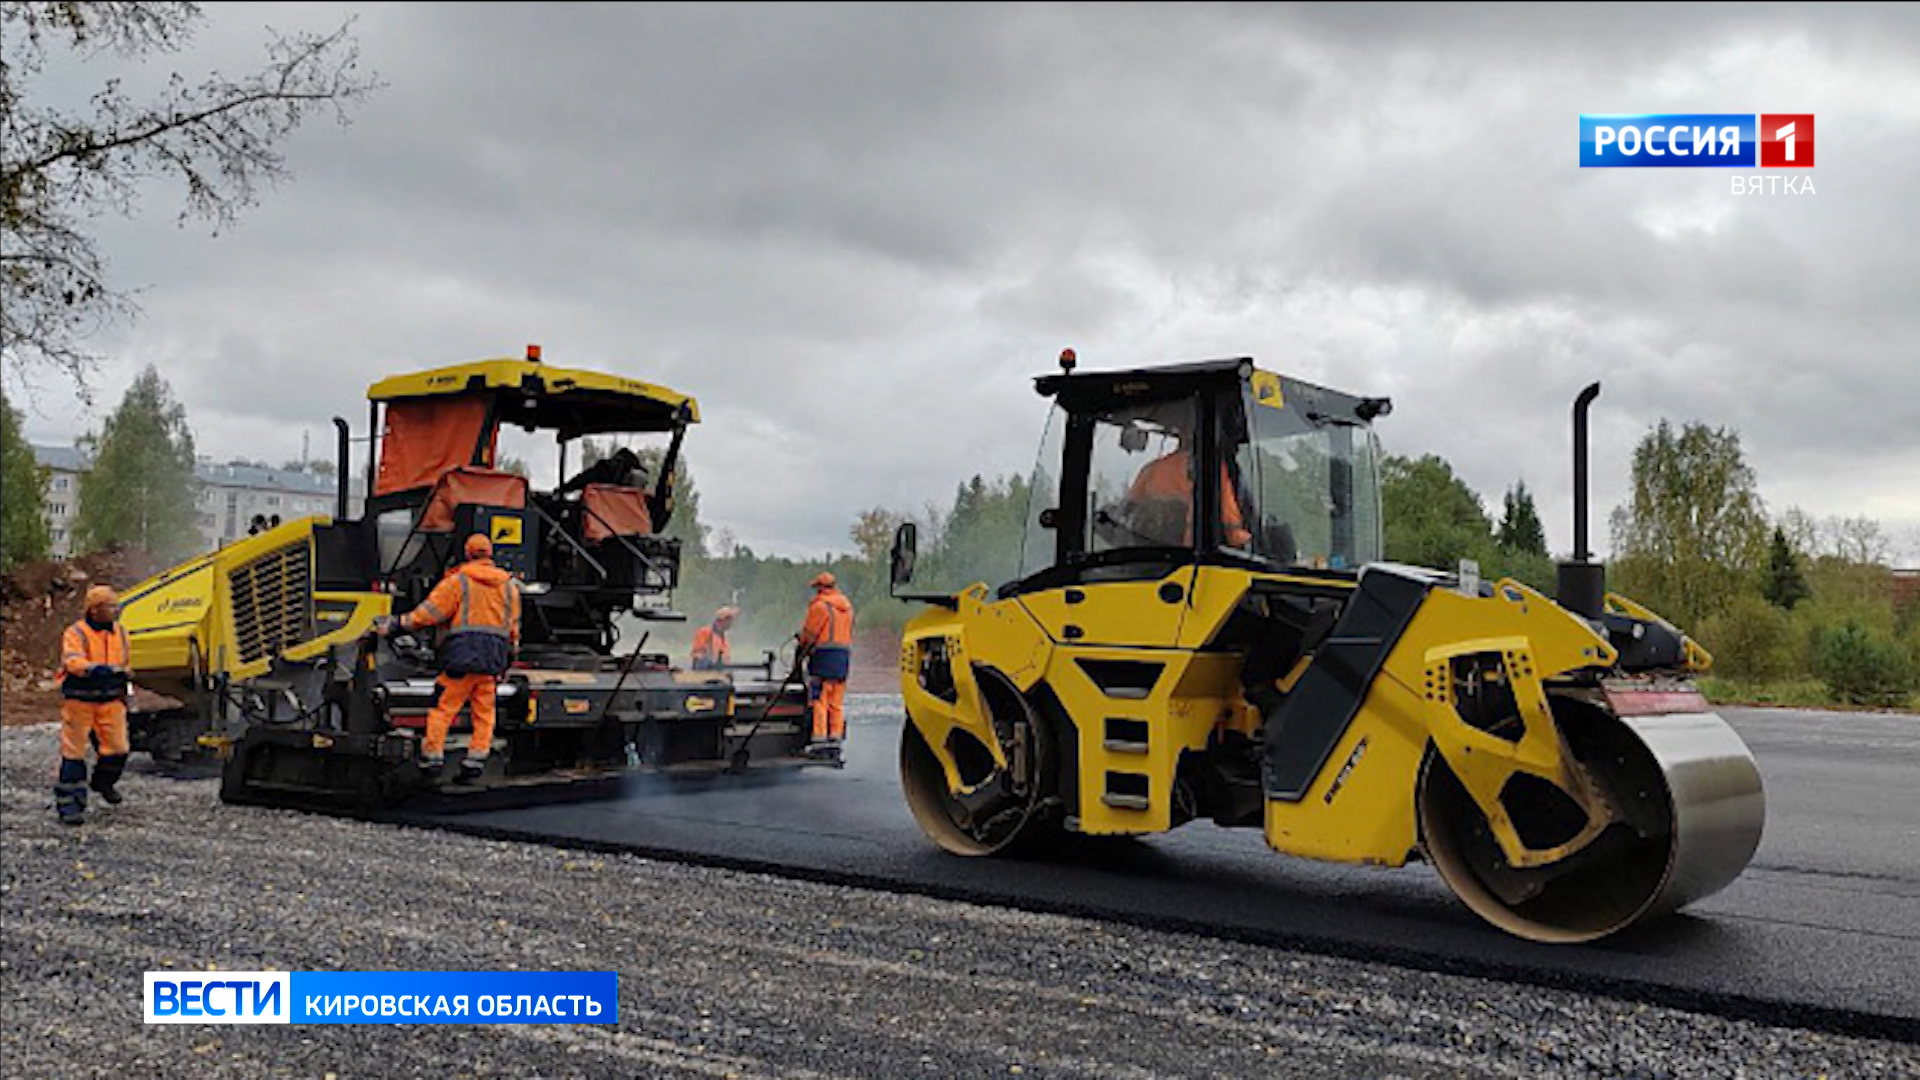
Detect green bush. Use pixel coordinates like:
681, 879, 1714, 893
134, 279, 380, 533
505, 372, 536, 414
1790, 596, 1895, 673
1480, 548, 1555, 594
1696, 594, 1798, 681
1697, 676, 1833, 709
1899, 599, 1920, 643
1812, 619, 1918, 708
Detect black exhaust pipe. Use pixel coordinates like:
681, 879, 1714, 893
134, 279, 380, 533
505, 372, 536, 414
332, 416, 351, 520
1556, 383, 1606, 618
1571, 382, 1599, 560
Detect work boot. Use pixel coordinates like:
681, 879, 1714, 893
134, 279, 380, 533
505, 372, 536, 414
456, 757, 487, 785
55, 759, 88, 825
804, 741, 842, 764
91, 753, 128, 805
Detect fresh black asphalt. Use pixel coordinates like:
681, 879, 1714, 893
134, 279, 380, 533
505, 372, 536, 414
401, 700, 1920, 1042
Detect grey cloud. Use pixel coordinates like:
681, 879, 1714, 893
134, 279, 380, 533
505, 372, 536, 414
19, 2, 1919, 562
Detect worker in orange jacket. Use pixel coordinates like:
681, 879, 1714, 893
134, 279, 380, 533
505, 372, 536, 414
798, 572, 854, 759
1126, 432, 1253, 549
690, 606, 738, 670
54, 585, 132, 825
375, 533, 521, 784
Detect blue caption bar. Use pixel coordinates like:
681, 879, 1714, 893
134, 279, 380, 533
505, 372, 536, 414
1579, 114, 1755, 167
290, 971, 618, 1024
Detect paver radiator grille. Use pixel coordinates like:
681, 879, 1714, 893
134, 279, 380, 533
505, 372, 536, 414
229, 540, 315, 664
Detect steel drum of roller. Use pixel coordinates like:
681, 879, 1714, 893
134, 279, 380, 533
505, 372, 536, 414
1420, 704, 1766, 943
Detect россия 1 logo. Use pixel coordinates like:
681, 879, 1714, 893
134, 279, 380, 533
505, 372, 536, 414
1580, 114, 1814, 168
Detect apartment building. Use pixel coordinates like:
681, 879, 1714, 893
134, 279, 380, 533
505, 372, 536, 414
33, 445, 364, 556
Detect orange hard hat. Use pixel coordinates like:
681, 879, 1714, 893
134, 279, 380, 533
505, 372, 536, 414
465, 533, 494, 558
84, 585, 119, 609
810, 572, 836, 590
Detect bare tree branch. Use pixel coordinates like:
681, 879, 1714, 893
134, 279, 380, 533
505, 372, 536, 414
1, 1, 382, 393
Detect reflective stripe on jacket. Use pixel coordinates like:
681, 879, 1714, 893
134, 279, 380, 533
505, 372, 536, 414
58, 620, 131, 702
406, 559, 522, 647
800, 588, 854, 650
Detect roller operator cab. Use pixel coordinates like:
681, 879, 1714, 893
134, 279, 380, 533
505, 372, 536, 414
890, 353, 1765, 943
119, 348, 816, 810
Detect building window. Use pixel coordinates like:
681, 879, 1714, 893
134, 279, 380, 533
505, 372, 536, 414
52, 476, 70, 491
49, 502, 67, 516
265, 495, 281, 507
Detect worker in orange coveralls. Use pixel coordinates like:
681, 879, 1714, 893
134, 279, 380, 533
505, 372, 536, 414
375, 533, 520, 784
53, 585, 133, 825
690, 606, 738, 670
1125, 427, 1253, 549
798, 572, 854, 760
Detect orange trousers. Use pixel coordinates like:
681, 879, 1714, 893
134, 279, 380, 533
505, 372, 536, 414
809, 678, 846, 741
60, 700, 129, 761
423, 673, 496, 762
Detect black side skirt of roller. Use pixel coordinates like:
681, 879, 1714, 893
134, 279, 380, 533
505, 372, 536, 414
1263, 566, 1431, 802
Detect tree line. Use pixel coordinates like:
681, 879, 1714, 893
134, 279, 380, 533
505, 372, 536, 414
6, 372, 1914, 706
668, 423, 1919, 707
3, 367, 204, 565
1607, 422, 1917, 707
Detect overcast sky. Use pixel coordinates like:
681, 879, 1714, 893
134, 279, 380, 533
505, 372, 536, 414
14, 2, 1920, 561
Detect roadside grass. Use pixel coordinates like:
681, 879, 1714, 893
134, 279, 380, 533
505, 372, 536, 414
1698, 676, 1918, 713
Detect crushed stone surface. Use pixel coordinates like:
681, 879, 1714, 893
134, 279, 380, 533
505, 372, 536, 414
2, 723, 1912, 1079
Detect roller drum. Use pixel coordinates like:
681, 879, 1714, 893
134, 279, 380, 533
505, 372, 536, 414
1619, 711, 1767, 918
1421, 706, 1765, 943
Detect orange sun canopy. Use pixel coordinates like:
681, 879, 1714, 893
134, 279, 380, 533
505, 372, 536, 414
375, 398, 497, 496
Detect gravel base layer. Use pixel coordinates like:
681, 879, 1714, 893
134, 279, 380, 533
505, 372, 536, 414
3, 724, 1913, 1080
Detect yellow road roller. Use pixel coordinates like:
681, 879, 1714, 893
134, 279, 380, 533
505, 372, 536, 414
887, 352, 1764, 943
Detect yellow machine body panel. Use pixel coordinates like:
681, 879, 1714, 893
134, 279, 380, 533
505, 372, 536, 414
905, 566, 1624, 850
1261, 578, 1618, 866
119, 517, 391, 700
367, 357, 700, 423
903, 567, 1318, 836
1260, 696, 1428, 865
899, 585, 1053, 797
118, 556, 222, 699
1017, 568, 1196, 648
1044, 645, 1237, 834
